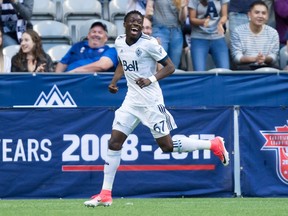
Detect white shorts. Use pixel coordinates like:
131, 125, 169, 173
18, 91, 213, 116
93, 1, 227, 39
112, 103, 177, 139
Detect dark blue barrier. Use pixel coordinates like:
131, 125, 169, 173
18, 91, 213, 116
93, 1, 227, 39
1, 72, 288, 108
239, 106, 288, 197
0, 107, 233, 198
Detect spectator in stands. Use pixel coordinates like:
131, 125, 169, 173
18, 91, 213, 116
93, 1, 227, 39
142, 16, 152, 35
127, 0, 147, 15
188, 0, 230, 71
179, 15, 192, 71
263, 0, 275, 28
11, 29, 54, 72
142, 16, 162, 71
230, 1, 279, 70
228, 0, 258, 34
0, 27, 11, 72
55, 21, 118, 73
145, 0, 188, 69
274, 0, 288, 48
0, 0, 34, 48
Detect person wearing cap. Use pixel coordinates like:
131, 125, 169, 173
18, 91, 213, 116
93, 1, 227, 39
55, 21, 118, 73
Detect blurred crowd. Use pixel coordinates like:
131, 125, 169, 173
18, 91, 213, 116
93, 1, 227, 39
0, 0, 287, 73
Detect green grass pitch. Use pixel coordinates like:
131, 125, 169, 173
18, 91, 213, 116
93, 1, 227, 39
0, 198, 287, 216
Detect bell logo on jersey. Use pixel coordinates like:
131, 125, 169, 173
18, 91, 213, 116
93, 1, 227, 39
261, 124, 288, 185
123, 60, 139, 71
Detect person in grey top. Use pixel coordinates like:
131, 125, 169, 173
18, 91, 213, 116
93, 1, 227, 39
188, 0, 230, 71
0, 0, 34, 48
146, 0, 188, 69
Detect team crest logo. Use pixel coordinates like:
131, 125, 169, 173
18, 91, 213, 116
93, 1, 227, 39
261, 124, 288, 184
136, 48, 142, 57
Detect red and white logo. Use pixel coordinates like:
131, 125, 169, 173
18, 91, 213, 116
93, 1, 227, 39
261, 125, 288, 184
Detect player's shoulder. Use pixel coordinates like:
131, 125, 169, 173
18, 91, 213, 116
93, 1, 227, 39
140, 33, 152, 40
140, 33, 159, 46
140, 33, 155, 41
115, 34, 126, 44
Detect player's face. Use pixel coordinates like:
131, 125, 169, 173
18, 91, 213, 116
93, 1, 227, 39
125, 13, 143, 40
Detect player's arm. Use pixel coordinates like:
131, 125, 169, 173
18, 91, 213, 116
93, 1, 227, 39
135, 56, 175, 88
156, 56, 175, 80
108, 62, 124, 94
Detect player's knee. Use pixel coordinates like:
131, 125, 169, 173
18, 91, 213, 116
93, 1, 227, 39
160, 145, 173, 153
156, 137, 173, 152
108, 138, 123, 151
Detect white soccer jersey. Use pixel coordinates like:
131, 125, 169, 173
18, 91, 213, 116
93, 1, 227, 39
115, 33, 168, 106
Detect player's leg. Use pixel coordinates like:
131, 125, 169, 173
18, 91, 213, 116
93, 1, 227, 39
149, 105, 229, 166
84, 130, 126, 207
84, 106, 140, 207
102, 130, 127, 192
155, 134, 229, 166
155, 134, 208, 152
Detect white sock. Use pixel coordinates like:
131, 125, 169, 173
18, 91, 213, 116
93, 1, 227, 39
173, 137, 211, 152
101, 149, 122, 191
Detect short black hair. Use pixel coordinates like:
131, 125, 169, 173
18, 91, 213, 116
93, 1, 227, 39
90, 21, 108, 33
124, 10, 144, 22
249, 0, 268, 11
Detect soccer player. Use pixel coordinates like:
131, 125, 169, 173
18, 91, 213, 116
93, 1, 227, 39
84, 10, 229, 207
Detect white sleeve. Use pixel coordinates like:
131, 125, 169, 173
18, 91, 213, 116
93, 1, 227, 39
146, 37, 168, 62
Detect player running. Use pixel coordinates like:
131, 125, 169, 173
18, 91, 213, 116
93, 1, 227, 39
84, 10, 229, 207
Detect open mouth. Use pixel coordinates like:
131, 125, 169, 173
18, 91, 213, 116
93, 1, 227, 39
131, 27, 139, 34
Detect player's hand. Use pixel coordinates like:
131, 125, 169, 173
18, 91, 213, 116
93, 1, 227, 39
108, 84, 119, 94
135, 78, 151, 89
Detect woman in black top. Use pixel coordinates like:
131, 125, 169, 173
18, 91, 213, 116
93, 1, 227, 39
11, 29, 54, 72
